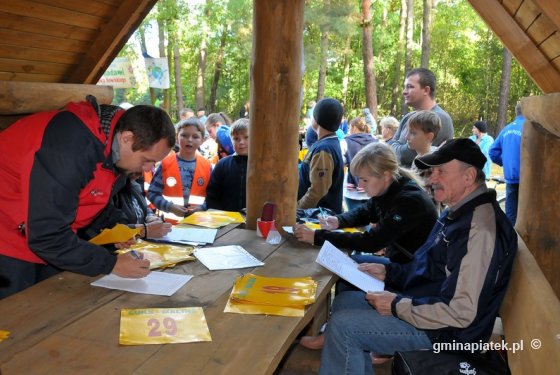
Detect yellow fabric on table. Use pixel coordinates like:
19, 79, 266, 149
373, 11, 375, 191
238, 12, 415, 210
224, 299, 305, 317
224, 274, 317, 317
115, 240, 195, 269
180, 210, 245, 228
0, 330, 9, 342
88, 224, 141, 245
119, 307, 211, 345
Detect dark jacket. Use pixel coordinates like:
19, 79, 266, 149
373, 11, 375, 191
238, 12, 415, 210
386, 188, 517, 345
0, 99, 124, 275
206, 154, 247, 212
298, 135, 344, 214
80, 179, 151, 241
314, 176, 437, 263
345, 133, 377, 185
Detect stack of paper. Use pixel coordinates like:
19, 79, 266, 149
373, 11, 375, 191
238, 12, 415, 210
224, 273, 317, 317
194, 245, 264, 270
149, 227, 218, 245
316, 241, 384, 293
91, 271, 193, 296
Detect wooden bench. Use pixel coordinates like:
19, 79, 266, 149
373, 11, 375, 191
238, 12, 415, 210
499, 236, 560, 374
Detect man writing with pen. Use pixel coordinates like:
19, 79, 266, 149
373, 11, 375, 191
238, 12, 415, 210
0, 97, 176, 299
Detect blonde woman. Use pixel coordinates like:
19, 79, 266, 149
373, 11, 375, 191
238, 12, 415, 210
294, 142, 437, 265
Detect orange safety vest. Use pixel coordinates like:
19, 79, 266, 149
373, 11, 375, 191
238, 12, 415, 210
160, 152, 211, 203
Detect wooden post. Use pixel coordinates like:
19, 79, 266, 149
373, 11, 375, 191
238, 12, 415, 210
517, 94, 560, 297
246, 0, 304, 230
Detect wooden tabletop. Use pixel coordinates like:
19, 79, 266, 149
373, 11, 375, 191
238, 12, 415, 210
0, 226, 337, 374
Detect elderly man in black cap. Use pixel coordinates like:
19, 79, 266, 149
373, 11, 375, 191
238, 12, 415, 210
316, 138, 517, 375
297, 97, 345, 214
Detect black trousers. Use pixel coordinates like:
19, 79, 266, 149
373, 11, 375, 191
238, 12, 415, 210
0, 254, 61, 299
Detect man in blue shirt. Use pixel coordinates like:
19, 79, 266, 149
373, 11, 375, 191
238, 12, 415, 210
489, 103, 524, 225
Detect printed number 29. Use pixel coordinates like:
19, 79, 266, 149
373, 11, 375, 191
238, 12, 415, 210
147, 317, 177, 337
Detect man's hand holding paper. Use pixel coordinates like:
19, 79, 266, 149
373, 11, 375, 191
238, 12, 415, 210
358, 263, 386, 281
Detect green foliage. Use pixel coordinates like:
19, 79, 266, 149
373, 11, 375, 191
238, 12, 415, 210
111, 0, 540, 133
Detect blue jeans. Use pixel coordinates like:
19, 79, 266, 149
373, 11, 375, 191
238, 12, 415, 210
319, 291, 432, 375
505, 183, 519, 225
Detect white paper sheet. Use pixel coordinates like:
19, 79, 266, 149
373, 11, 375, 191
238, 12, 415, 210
150, 227, 218, 245
282, 226, 294, 234
316, 241, 384, 293
194, 245, 264, 270
91, 271, 193, 296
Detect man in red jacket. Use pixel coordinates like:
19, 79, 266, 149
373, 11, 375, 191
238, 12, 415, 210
0, 96, 176, 299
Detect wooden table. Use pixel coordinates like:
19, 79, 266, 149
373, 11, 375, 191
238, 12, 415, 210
0, 226, 337, 374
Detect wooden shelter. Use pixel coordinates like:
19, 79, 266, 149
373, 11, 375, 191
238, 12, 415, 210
0, 0, 559, 373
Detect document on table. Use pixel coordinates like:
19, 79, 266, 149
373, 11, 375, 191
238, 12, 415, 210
149, 227, 218, 245
316, 241, 384, 293
194, 245, 264, 270
91, 271, 193, 296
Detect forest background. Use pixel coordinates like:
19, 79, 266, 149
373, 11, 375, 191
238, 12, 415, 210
112, 0, 541, 137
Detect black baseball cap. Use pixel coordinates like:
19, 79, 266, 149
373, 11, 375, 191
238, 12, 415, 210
414, 138, 487, 170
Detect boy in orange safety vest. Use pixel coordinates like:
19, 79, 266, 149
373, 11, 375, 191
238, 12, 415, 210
147, 118, 212, 222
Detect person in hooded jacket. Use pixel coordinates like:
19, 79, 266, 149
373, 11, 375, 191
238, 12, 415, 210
344, 117, 378, 211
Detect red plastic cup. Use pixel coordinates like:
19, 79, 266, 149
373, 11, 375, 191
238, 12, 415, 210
257, 219, 275, 238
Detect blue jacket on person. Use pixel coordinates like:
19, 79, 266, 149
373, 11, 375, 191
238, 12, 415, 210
489, 115, 524, 184
385, 188, 517, 345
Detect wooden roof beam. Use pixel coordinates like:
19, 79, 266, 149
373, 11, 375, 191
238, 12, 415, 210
64, 0, 158, 84
533, 0, 560, 30
468, 0, 560, 93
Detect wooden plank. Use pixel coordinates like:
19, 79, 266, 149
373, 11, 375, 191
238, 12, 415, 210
500, 237, 560, 374
246, 0, 305, 230
0, 229, 292, 374
65, 0, 158, 84
31, 0, 114, 17
515, 0, 541, 30
552, 55, 560, 71
502, 0, 523, 15
533, 0, 560, 30
526, 11, 556, 45
0, 272, 124, 364
520, 92, 560, 136
0, 71, 57, 82
0, 11, 96, 41
539, 32, 560, 58
0, 58, 70, 76
0, 44, 81, 65
0, 81, 113, 115
1, 1, 105, 30
468, 0, 560, 93
0, 29, 91, 54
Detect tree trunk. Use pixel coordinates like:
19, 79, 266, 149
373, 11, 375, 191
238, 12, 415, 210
362, 0, 377, 118
247, 0, 304, 229
421, 0, 433, 69
341, 36, 352, 107
316, 0, 330, 102
496, 48, 513, 134
195, 1, 210, 112
157, 17, 170, 113
138, 25, 156, 105
173, 41, 183, 119
402, 0, 414, 116
209, 26, 228, 113
390, 0, 407, 115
